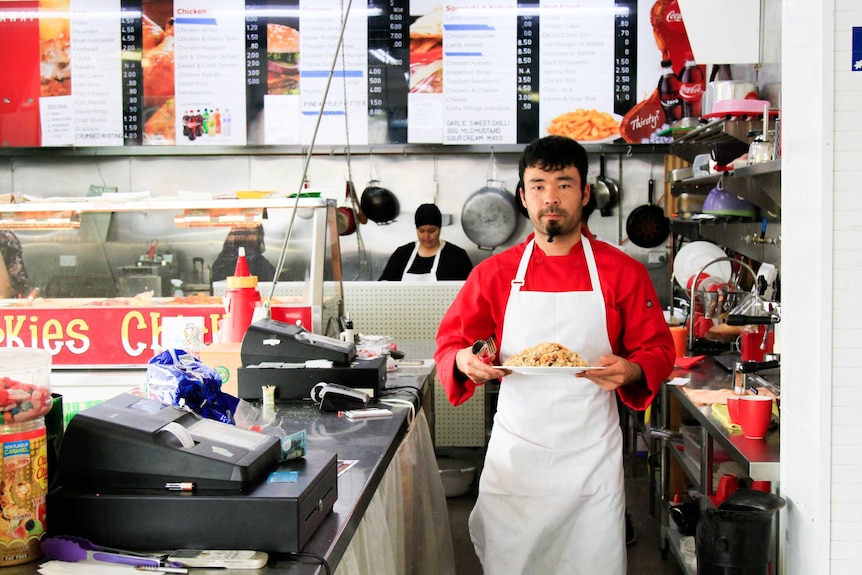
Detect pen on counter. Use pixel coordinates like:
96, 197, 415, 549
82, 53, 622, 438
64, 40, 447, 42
164, 482, 195, 491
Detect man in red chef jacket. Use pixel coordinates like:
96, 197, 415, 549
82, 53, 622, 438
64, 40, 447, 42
434, 135, 674, 575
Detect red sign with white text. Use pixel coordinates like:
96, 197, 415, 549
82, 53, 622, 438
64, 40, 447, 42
0, 306, 224, 366
0, 303, 314, 366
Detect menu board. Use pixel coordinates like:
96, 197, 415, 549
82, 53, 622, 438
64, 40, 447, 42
0, 0, 699, 148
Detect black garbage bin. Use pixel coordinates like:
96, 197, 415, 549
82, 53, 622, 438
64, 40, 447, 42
696, 488, 785, 575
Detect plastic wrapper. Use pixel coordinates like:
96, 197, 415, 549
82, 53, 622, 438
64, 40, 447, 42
241, 404, 306, 462
146, 349, 239, 424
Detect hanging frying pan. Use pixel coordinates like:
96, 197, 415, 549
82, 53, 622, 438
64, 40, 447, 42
336, 181, 358, 236
593, 152, 619, 218
626, 177, 670, 248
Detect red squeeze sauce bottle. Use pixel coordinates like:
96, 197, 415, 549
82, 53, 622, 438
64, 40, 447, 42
220, 247, 261, 343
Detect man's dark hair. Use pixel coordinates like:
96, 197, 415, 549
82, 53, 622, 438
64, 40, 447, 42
517, 135, 593, 220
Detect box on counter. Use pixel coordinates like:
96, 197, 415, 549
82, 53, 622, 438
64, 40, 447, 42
199, 342, 242, 397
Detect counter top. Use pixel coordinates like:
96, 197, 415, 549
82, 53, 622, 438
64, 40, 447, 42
669, 356, 779, 481
33, 356, 443, 575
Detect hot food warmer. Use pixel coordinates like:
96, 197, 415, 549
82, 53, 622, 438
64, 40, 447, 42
0, 197, 344, 369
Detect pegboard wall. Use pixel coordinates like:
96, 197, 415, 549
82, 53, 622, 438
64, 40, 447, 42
343, 281, 485, 447
433, 374, 486, 447
342, 281, 465, 340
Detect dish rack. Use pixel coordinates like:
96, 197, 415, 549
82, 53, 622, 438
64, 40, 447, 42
688, 257, 757, 352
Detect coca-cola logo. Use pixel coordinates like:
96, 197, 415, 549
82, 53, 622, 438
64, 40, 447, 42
679, 84, 704, 100
665, 10, 683, 23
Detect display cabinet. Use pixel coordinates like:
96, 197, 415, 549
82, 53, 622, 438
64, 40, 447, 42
0, 197, 344, 367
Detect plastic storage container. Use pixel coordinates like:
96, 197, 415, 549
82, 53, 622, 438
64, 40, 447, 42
0, 348, 52, 566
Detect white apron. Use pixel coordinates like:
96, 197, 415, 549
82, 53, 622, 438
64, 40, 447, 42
401, 241, 441, 282
469, 236, 626, 575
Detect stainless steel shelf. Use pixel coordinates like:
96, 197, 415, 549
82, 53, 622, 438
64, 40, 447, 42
671, 116, 770, 164
722, 160, 781, 217
668, 439, 702, 488
663, 526, 697, 575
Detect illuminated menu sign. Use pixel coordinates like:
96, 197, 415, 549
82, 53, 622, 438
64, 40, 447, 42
0, 0, 693, 148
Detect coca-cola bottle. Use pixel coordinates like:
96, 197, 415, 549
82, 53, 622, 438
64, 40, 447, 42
657, 59, 682, 124
679, 59, 705, 119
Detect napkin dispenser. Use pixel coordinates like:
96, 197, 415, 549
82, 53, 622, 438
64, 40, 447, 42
241, 319, 355, 366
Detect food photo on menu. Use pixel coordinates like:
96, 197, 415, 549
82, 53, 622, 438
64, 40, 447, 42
39, 8, 71, 98
267, 22, 300, 96
142, 3, 176, 145
409, 6, 443, 94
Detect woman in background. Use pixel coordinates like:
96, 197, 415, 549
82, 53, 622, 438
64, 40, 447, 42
0, 231, 30, 298
379, 204, 473, 282
211, 224, 276, 283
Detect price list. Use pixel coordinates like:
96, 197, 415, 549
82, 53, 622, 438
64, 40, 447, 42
121, 0, 143, 145
244, 3, 268, 143
516, 0, 540, 143
613, 0, 638, 116
367, 0, 409, 144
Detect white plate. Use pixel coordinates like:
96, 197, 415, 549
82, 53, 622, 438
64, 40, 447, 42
495, 366, 606, 375
673, 241, 731, 289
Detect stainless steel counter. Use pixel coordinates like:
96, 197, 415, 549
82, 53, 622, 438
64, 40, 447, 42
659, 355, 781, 575
668, 356, 780, 482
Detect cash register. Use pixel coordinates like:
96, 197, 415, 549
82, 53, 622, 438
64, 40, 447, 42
47, 393, 337, 552
237, 319, 387, 400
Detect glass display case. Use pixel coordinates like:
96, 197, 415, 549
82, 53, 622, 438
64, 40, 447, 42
0, 197, 344, 367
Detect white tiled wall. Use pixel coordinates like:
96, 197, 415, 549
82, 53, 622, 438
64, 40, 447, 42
781, 0, 862, 574
829, 3, 862, 575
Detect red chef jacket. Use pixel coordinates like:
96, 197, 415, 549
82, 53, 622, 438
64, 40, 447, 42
435, 232, 674, 410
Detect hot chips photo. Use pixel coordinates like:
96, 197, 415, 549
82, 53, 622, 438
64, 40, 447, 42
547, 109, 620, 142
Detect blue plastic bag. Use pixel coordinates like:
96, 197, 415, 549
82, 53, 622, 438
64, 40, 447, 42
146, 349, 239, 424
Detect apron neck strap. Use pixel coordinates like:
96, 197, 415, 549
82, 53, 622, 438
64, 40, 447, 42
510, 236, 601, 294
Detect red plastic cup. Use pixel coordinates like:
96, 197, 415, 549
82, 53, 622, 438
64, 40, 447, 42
726, 396, 741, 424
740, 326, 775, 362
714, 473, 739, 506
738, 396, 774, 439
669, 326, 688, 358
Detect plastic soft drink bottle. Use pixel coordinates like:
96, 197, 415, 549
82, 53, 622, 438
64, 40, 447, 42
679, 59, 704, 119
657, 59, 682, 124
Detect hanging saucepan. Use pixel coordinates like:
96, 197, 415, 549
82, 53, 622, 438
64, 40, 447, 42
360, 180, 400, 224
336, 181, 358, 236
593, 152, 619, 217
626, 177, 670, 248
461, 179, 518, 250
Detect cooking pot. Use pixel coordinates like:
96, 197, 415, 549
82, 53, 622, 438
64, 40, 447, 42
360, 180, 400, 224
461, 179, 518, 250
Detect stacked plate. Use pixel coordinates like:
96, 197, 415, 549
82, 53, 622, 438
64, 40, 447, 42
673, 241, 731, 290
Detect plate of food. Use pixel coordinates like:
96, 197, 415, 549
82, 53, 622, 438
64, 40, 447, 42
546, 109, 623, 144
496, 365, 606, 375
499, 342, 603, 374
